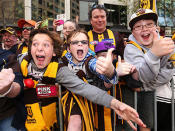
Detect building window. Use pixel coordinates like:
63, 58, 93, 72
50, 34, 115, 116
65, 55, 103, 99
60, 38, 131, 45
72, 9, 75, 15
79, 1, 95, 21
39, 0, 42, 5
38, 8, 42, 16
47, 11, 53, 18
47, 2, 53, 10
105, 4, 127, 26
72, 16, 75, 20
62, 2, 64, 7
55, 0, 60, 3
72, 2, 75, 8
43, 0, 45, 6
55, 7, 60, 13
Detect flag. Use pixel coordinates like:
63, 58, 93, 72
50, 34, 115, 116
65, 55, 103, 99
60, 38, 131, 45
140, 0, 157, 12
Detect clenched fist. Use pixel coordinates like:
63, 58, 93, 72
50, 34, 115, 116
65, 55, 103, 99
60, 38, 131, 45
0, 68, 15, 95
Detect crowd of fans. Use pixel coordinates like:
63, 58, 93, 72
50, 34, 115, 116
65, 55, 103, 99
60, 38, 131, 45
0, 4, 174, 131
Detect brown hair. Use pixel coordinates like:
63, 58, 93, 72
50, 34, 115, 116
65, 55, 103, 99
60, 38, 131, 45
29, 28, 63, 58
88, 4, 108, 20
66, 28, 89, 47
63, 20, 79, 30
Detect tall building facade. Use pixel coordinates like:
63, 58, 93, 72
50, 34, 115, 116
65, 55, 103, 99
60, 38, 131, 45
0, 0, 24, 27
0, 0, 79, 27
1, 0, 173, 36
0, 0, 129, 30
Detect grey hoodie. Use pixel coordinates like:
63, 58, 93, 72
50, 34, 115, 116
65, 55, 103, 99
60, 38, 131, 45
56, 66, 113, 107
124, 34, 174, 94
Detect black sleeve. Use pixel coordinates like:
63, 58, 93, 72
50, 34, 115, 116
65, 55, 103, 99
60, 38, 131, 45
7, 54, 24, 95
113, 31, 125, 59
120, 75, 143, 89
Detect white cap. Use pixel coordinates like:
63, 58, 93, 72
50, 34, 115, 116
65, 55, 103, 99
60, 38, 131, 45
129, 8, 158, 30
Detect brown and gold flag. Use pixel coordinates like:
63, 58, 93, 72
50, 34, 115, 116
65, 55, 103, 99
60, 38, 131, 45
140, 0, 157, 12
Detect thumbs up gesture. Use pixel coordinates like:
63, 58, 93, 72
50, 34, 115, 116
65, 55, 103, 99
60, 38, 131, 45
96, 48, 115, 78
151, 30, 175, 57
116, 56, 136, 76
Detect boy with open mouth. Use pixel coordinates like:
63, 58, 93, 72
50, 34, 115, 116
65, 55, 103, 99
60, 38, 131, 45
20, 28, 145, 131
62, 29, 139, 131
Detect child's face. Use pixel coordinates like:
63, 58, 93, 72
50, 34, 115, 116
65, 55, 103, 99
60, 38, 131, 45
31, 33, 55, 69
132, 19, 156, 48
97, 52, 107, 58
68, 32, 89, 64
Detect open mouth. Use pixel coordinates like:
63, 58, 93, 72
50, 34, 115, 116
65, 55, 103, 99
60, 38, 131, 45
5, 39, 11, 42
36, 55, 45, 65
77, 49, 84, 58
141, 33, 150, 40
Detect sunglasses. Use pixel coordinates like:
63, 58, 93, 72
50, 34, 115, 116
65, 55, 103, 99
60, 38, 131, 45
70, 40, 89, 45
91, 4, 105, 9
23, 27, 34, 30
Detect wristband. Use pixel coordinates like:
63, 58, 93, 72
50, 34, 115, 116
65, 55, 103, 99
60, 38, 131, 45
0, 85, 13, 97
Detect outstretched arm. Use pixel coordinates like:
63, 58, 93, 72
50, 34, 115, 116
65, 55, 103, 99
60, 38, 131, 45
57, 66, 146, 130
110, 99, 146, 131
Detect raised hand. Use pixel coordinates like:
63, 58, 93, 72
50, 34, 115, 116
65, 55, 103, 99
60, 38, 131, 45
151, 30, 175, 57
96, 48, 115, 78
110, 99, 146, 131
116, 56, 134, 76
0, 68, 15, 95
34, 21, 42, 29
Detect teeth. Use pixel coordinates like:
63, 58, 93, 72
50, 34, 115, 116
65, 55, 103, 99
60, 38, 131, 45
142, 34, 149, 37
36, 55, 44, 58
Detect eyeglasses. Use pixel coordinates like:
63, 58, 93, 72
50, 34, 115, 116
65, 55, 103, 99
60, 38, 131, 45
133, 23, 155, 31
23, 27, 34, 30
70, 40, 89, 45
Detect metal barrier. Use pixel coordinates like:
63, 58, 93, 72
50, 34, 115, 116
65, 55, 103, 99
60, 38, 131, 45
113, 85, 116, 131
134, 91, 137, 129
154, 91, 157, 131
57, 78, 175, 131
131, 78, 175, 131
57, 84, 63, 131
171, 78, 174, 131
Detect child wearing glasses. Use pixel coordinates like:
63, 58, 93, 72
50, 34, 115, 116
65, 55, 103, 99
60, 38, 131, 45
19, 28, 145, 131
124, 8, 175, 131
62, 29, 139, 131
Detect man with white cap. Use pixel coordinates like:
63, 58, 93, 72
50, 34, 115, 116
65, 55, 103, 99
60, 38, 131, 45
123, 8, 175, 131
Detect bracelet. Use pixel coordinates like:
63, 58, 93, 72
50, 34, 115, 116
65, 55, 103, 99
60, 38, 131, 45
0, 85, 13, 97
